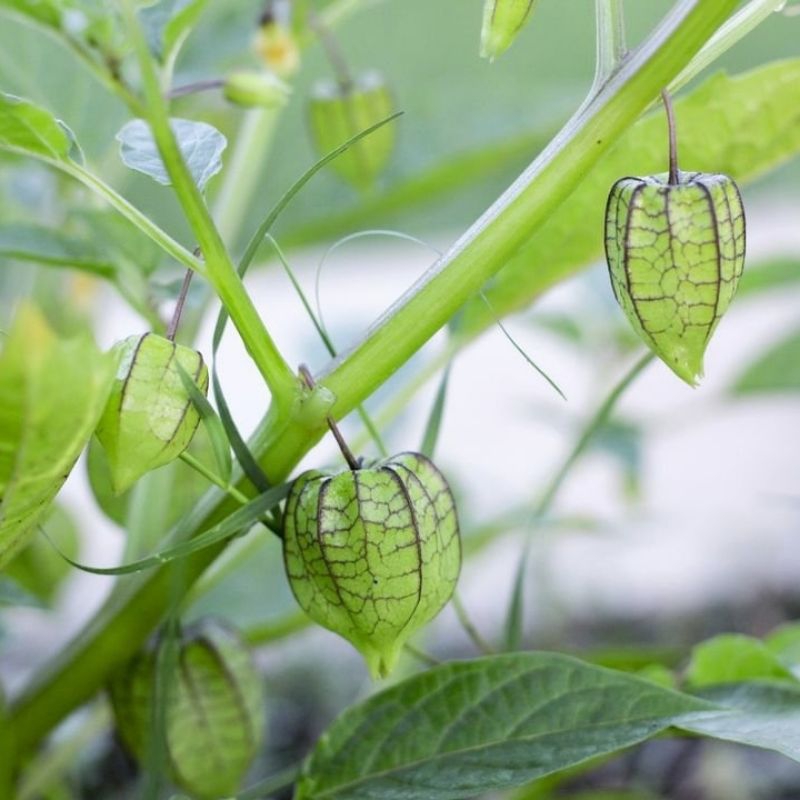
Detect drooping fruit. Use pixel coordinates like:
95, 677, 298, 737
94, 333, 208, 494
283, 452, 461, 678
109, 620, 264, 800
307, 71, 395, 191
604, 92, 746, 385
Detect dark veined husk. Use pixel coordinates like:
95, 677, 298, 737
605, 169, 745, 385
283, 452, 461, 678
108, 620, 264, 799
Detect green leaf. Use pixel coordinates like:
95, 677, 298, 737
0, 0, 62, 28
468, 59, 800, 334
679, 682, 800, 762
0, 92, 75, 162
0, 305, 115, 569
296, 652, 712, 800
766, 623, 800, 674
140, 0, 207, 62
3, 503, 79, 605
0, 223, 116, 278
116, 118, 226, 191
731, 327, 800, 394
685, 634, 796, 689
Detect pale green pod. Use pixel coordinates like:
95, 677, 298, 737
109, 620, 264, 799
283, 452, 461, 678
223, 70, 291, 109
480, 0, 539, 59
94, 333, 208, 494
307, 72, 395, 191
605, 170, 746, 385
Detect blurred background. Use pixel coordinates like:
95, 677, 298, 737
1, 0, 799, 797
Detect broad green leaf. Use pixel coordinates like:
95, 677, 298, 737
0, 305, 115, 569
466, 59, 800, 333
685, 634, 795, 689
0, 223, 115, 277
140, 0, 207, 61
116, 118, 226, 191
679, 682, 800, 762
0, 92, 75, 161
0, 0, 62, 28
295, 652, 712, 800
766, 623, 800, 677
4, 503, 79, 604
731, 327, 800, 394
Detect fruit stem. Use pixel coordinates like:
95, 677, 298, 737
165, 268, 195, 342
299, 365, 361, 471
661, 88, 680, 185
308, 9, 353, 93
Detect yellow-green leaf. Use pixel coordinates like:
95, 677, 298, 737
0, 305, 115, 569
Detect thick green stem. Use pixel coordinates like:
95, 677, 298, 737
8, 0, 738, 759
121, 0, 296, 411
670, 0, 790, 93
591, 0, 628, 94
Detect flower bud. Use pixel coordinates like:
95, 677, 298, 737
109, 620, 264, 799
481, 0, 539, 60
283, 452, 461, 678
254, 21, 300, 78
307, 71, 395, 192
94, 333, 208, 494
605, 170, 745, 385
223, 70, 291, 109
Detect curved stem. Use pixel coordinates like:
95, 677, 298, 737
661, 89, 680, 185
165, 269, 194, 341
8, 0, 739, 759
